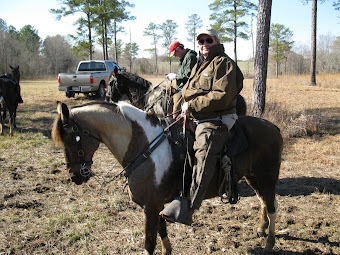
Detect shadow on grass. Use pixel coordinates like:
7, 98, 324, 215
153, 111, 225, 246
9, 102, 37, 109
15, 116, 54, 138
247, 234, 339, 254
238, 177, 340, 197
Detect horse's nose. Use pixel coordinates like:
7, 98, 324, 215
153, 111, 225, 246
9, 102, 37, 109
70, 174, 84, 185
68, 169, 84, 185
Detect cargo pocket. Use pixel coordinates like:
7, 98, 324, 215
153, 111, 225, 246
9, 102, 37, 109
199, 72, 213, 91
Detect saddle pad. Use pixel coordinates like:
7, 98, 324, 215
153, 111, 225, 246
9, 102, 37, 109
226, 121, 248, 157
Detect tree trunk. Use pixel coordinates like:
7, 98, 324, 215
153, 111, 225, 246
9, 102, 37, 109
310, 0, 317, 86
105, 22, 108, 60
251, 0, 272, 117
251, 16, 255, 60
101, 21, 105, 60
114, 21, 118, 64
233, 1, 237, 63
87, 13, 93, 60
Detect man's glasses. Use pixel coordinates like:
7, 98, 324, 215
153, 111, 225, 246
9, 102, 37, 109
198, 37, 214, 45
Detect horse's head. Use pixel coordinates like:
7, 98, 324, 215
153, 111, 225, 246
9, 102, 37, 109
52, 101, 101, 185
106, 73, 121, 103
10, 65, 20, 84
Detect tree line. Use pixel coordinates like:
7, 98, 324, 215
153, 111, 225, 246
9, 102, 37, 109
0, 0, 339, 79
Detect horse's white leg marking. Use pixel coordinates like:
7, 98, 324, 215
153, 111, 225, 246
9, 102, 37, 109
256, 194, 268, 235
117, 102, 172, 186
256, 194, 277, 251
161, 236, 172, 255
265, 198, 278, 251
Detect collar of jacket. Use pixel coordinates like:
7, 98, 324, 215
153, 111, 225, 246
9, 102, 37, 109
205, 44, 225, 61
180, 49, 197, 63
197, 44, 225, 67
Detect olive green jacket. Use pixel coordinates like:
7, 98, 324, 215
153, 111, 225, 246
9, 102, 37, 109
176, 49, 197, 91
182, 44, 243, 120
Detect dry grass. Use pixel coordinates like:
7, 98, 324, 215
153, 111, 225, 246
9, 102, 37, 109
241, 74, 340, 138
0, 74, 339, 255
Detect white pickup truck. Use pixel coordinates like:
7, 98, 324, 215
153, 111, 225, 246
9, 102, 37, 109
58, 60, 120, 98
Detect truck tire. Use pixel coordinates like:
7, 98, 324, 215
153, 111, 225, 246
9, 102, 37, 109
97, 84, 106, 98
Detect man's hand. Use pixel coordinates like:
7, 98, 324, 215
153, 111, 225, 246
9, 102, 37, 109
181, 102, 189, 116
166, 73, 176, 81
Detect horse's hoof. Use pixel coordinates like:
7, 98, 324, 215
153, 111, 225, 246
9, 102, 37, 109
264, 235, 275, 253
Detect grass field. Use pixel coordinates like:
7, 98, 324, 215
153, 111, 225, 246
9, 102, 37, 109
0, 74, 339, 254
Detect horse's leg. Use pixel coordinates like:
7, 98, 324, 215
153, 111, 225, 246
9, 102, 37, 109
13, 103, 18, 128
264, 197, 278, 251
0, 108, 3, 135
144, 206, 159, 255
245, 176, 278, 251
9, 112, 14, 136
7, 107, 14, 136
158, 216, 172, 255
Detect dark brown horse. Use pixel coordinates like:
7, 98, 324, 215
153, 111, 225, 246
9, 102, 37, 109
106, 69, 152, 109
106, 70, 247, 117
52, 101, 283, 254
0, 65, 22, 135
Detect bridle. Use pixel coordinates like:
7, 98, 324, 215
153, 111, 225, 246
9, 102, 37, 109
63, 119, 101, 178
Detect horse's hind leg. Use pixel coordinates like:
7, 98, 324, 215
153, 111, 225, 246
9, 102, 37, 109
158, 216, 172, 255
8, 111, 14, 136
144, 206, 160, 255
0, 112, 3, 135
246, 176, 278, 251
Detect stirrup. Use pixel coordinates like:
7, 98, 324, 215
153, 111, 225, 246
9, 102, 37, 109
160, 197, 192, 226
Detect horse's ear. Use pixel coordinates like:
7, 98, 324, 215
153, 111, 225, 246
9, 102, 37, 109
114, 66, 118, 76
57, 101, 70, 124
10, 65, 13, 69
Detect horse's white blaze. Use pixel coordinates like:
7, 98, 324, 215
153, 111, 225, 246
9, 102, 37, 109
117, 101, 173, 186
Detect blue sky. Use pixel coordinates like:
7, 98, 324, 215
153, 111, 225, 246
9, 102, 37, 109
1, 0, 339, 60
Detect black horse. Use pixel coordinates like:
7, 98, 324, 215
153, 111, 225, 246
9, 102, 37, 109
106, 69, 247, 117
0, 65, 23, 135
106, 68, 152, 109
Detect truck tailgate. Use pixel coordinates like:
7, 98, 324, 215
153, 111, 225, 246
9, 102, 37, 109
59, 73, 92, 91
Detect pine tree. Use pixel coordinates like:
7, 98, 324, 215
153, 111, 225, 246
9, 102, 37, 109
269, 23, 294, 77
185, 14, 202, 49
51, 0, 98, 59
144, 23, 161, 74
209, 0, 257, 63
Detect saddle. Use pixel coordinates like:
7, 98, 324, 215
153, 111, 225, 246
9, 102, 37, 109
165, 117, 249, 204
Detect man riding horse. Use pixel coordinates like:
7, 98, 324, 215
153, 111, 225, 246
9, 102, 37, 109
160, 26, 244, 225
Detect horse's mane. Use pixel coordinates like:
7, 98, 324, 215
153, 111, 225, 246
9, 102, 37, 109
118, 71, 152, 91
71, 101, 116, 109
52, 102, 119, 147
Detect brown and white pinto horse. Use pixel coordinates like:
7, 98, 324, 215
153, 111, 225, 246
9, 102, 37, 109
52, 101, 283, 254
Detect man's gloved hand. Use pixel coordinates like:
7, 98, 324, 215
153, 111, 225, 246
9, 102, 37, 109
166, 73, 176, 81
181, 102, 189, 116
